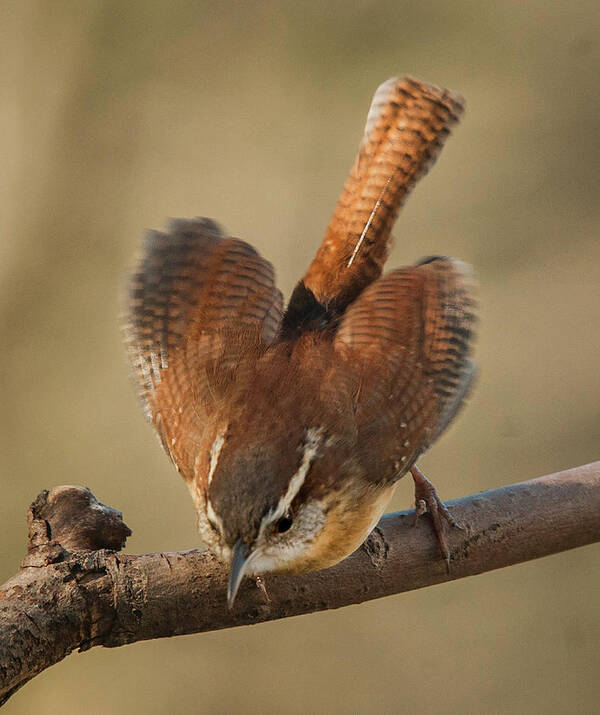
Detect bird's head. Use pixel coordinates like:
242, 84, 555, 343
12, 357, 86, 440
195, 423, 334, 606
188, 413, 395, 608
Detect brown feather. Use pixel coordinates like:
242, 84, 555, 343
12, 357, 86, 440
335, 257, 476, 481
298, 77, 464, 315
123, 218, 283, 477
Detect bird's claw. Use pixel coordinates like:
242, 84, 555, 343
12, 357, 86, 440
255, 574, 270, 603
411, 464, 464, 572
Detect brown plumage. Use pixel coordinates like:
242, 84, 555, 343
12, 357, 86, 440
124, 77, 475, 605
301, 76, 464, 312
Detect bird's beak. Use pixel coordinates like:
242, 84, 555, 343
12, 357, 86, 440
227, 539, 251, 609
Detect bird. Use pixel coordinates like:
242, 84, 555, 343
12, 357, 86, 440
124, 76, 476, 608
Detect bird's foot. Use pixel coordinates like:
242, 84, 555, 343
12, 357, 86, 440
411, 464, 464, 572
255, 574, 270, 603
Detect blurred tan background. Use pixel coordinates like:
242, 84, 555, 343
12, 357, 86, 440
1, 1, 599, 713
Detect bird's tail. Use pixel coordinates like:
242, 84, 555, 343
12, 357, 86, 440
302, 77, 464, 313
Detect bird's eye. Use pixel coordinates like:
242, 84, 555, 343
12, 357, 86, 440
276, 511, 293, 533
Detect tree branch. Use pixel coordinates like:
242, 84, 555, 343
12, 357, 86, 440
1, 462, 599, 705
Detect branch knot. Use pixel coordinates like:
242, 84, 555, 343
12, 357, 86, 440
22, 486, 131, 568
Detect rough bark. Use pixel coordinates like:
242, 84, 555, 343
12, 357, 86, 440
1, 462, 599, 706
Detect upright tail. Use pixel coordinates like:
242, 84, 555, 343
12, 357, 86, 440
290, 77, 464, 325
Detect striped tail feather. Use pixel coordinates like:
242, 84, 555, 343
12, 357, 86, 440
298, 77, 464, 317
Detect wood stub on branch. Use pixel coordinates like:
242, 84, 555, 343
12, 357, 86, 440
23, 486, 132, 565
1, 461, 599, 706
1, 487, 132, 705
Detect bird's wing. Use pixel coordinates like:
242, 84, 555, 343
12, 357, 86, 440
297, 77, 464, 317
335, 256, 476, 481
124, 218, 283, 478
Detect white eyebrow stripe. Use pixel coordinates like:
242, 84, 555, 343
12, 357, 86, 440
206, 498, 225, 534
208, 425, 228, 486
260, 427, 324, 535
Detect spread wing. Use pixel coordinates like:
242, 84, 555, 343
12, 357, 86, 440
335, 256, 476, 481
124, 218, 283, 478
298, 77, 464, 316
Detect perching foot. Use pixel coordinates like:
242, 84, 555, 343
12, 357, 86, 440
411, 464, 464, 571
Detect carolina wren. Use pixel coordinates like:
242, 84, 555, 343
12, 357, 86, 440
124, 77, 476, 606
